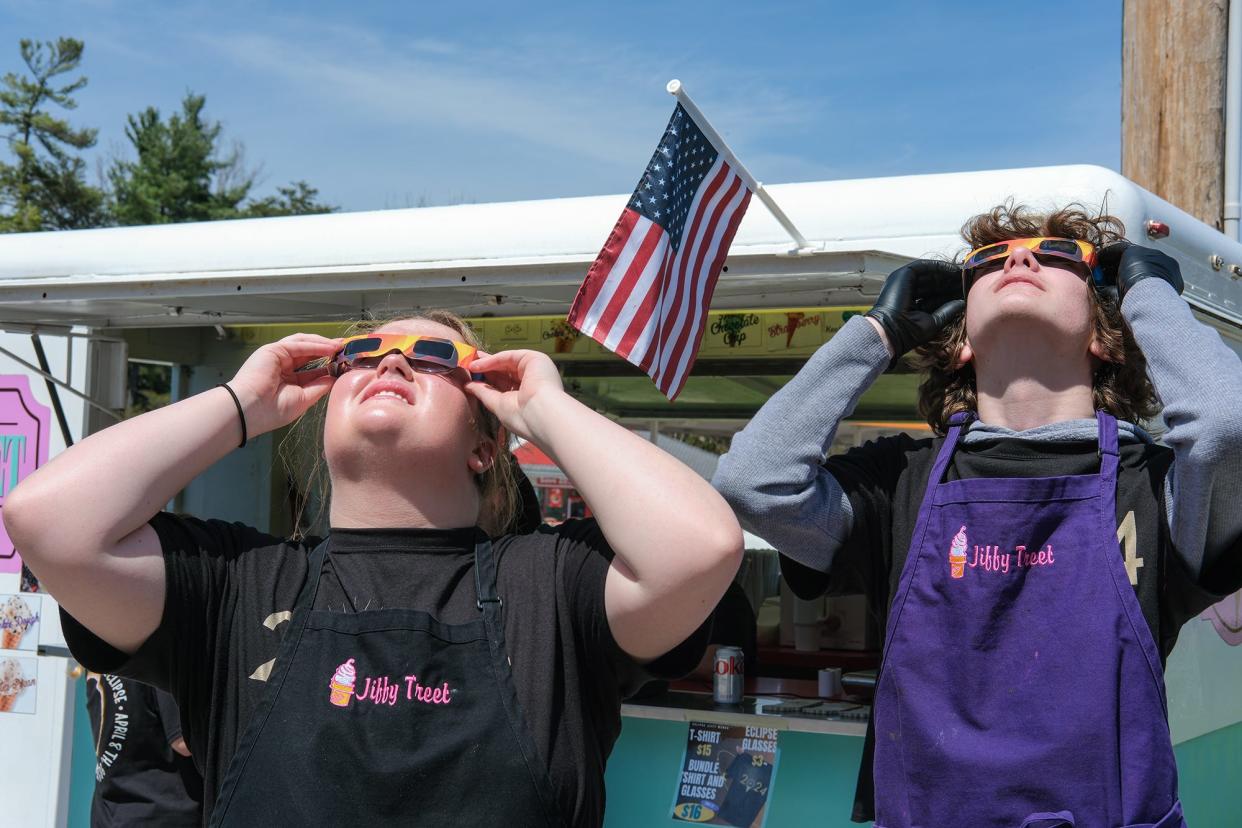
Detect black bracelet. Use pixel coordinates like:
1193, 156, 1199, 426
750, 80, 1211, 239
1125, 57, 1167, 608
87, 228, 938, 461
217, 383, 248, 448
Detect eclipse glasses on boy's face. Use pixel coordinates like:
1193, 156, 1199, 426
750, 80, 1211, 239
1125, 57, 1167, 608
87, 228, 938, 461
961, 237, 1108, 298
328, 333, 484, 381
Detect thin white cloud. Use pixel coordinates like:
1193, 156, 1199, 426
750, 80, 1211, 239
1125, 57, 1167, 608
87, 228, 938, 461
196, 30, 656, 167
3, 0, 839, 202
189, 16, 829, 180
4, 0, 1115, 212
408, 37, 459, 56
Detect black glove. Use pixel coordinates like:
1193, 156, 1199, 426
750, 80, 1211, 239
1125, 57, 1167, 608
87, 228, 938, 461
866, 259, 966, 369
1096, 241, 1183, 303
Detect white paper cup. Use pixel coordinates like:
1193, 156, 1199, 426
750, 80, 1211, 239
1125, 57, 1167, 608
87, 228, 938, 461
793, 622, 820, 652
818, 667, 843, 698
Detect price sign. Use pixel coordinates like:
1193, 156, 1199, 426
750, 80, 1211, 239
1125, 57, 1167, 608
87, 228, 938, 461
670, 721, 779, 827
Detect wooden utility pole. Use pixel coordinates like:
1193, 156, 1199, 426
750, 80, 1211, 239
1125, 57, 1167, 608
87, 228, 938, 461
1122, 1, 1228, 229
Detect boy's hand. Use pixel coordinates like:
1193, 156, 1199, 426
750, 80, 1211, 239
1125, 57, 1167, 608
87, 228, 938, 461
866, 259, 965, 369
1098, 242, 1184, 302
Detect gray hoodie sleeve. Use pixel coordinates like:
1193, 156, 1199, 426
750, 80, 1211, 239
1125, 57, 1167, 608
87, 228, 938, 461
1121, 277, 1242, 581
711, 316, 891, 573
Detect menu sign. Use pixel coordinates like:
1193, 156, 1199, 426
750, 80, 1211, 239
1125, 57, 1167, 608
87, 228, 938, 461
468, 307, 867, 362
0, 376, 50, 576
671, 721, 779, 827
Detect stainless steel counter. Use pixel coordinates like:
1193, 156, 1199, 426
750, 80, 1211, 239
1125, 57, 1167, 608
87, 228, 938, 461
621, 690, 869, 737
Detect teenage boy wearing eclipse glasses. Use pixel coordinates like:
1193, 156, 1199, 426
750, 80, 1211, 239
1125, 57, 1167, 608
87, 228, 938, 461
715, 202, 1242, 827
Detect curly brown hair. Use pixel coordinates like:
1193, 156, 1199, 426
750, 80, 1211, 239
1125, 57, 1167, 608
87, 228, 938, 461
912, 201, 1161, 434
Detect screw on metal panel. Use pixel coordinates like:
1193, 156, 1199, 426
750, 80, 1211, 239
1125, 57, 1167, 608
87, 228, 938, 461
1231, 264, 1242, 280
1211, 255, 1224, 271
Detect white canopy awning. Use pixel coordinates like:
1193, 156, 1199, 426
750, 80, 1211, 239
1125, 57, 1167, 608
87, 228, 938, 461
0, 164, 1239, 330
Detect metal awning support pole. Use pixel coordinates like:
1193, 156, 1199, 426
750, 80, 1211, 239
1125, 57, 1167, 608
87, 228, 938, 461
31, 334, 75, 446
1226, 0, 1242, 239
0, 341, 122, 421
667, 79, 818, 254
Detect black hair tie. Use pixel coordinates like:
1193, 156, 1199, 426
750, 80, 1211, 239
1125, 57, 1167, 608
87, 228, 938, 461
217, 383, 248, 448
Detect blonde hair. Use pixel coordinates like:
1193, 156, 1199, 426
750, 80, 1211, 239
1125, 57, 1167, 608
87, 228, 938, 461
280, 309, 521, 537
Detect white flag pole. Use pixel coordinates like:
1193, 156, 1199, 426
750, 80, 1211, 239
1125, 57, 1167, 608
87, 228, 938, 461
666, 79, 816, 253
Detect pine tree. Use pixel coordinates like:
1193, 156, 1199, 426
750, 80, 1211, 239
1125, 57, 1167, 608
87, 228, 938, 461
0, 38, 105, 232
244, 180, 335, 217
109, 93, 335, 224
108, 93, 252, 225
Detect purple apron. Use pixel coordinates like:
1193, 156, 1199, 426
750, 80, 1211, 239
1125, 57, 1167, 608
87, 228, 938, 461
872, 411, 1185, 828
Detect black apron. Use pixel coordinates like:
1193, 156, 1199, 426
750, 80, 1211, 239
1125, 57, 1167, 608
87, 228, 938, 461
208, 537, 563, 826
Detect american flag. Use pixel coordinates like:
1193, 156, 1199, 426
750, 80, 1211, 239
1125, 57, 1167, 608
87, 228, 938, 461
566, 104, 752, 400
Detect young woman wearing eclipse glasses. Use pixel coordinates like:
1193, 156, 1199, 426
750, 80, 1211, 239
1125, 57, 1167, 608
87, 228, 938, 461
7, 309, 743, 827
715, 203, 1242, 827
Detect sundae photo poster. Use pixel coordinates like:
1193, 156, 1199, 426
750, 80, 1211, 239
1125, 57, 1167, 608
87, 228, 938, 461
0, 655, 37, 715
0, 593, 40, 652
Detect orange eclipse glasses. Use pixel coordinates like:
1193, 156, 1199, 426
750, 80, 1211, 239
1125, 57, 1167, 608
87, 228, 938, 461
328, 334, 483, 380
962, 237, 1105, 296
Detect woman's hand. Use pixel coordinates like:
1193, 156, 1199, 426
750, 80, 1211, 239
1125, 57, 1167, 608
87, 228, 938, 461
227, 333, 340, 436
470, 350, 743, 661
464, 349, 565, 443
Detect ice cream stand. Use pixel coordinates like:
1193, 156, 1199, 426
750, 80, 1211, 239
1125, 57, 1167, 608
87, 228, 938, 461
0, 164, 1239, 825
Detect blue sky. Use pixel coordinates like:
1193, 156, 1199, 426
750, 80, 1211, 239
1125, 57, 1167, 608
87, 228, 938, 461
0, 0, 1122, 212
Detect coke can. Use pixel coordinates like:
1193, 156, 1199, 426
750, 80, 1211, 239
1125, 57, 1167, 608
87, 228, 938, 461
713, 646, 745, 705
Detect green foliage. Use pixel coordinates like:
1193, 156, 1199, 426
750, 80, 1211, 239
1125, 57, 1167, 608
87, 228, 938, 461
1, 38, 334, 232
108, 93, 253, 224
243, 180, 335, 217
0, 38, 105, 231
666, 431, 730, 455
108, 93, 335, 224
125, 362, 172, 417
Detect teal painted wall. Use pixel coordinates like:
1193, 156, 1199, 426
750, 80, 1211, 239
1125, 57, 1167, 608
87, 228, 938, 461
604, 718, 866, 827
67, 676, 93, 828
64, 699, 1241, 826
603, 717, 1242, 827
1175, 721, 1242, 827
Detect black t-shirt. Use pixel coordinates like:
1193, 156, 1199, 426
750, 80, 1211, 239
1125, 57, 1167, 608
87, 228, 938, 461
63, 515, 706, 827
778, 434, 1242, 822
84, 673, 203, 826
628, 580, 758, 701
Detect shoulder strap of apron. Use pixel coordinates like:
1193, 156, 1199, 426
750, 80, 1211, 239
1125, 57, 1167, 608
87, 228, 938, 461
1096, 410, 1120, 484
209, 537, 330, 827
925, 410, 975, 492
473, 533, 502, 613
471, 536, 563, 826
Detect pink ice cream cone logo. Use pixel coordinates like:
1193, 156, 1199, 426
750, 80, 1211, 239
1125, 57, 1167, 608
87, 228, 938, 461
329, 658, 356, 707
949, 525, 968, 579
